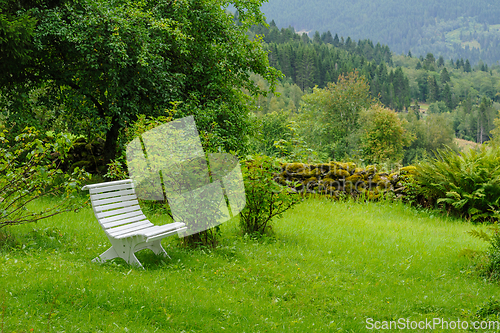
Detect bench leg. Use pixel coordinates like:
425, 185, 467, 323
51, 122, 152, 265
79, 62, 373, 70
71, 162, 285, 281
93, 239, 144, 269
92, 246, 119, 263
128, 253, 144, 269
149, 240, 170, 259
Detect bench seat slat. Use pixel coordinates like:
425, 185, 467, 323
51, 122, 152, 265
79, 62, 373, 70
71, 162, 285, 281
142, 222, 186, 237
99, 210, 144, 224
107, 221, 153, 236
95, 205, 142, 219
94, 199, 140, 213
89, 183, 134, 194
102, 214, 148, 229
114, 222, 185, 239
90, 189, 136, 200
93, 194, 137, 206
145, 226, 187, 242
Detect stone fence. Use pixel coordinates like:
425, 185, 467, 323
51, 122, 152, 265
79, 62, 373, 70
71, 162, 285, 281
276, 162, 416, 199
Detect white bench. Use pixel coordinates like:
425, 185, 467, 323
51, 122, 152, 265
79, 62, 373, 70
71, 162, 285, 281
82, 179, 187, 268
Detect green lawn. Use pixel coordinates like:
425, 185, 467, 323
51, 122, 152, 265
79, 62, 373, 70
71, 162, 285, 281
1, 198, 499, 332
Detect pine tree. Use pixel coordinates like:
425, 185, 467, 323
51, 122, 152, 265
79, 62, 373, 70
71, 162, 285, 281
313, 31, 322, 44
437, 55, 445, 67
333, 33, 340, 47
442, 83, 453, 110
440, 67, 450, 83
464, 59, 471, 72
323, 31, 335, 44
427, 75, 439, 103
301, 33, 310, 44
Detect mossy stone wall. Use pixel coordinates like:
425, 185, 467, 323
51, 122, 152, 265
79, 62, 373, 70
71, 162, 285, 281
277, 162, 416, 200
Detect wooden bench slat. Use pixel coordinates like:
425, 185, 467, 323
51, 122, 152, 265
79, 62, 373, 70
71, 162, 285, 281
142, 222, 185, 237
89, 183, 134, 194
92, 194, 137, 206
95, 205, 142, 219
145, 227, 187, 242
109, 224, 158, 238
114, 222, 186, 239
114, 225, 160, 239
102, 214, 148, 229
82, 179, 134, 190
99, 210, 145, 224
90, 189, 136, 200
94, 199, 140, 213
107, 221, 153, 236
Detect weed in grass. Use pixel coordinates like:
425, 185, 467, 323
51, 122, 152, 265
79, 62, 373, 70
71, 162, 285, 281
476, 297, 500, 318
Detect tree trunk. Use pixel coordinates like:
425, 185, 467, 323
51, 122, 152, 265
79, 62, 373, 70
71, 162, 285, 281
103, 115, 121, 168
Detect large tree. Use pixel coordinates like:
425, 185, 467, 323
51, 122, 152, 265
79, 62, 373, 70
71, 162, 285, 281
300, 72, 373, 159
1, 0, 280, 165
359, 104, 413, 164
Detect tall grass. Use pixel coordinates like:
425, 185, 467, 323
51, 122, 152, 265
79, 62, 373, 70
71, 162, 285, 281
0, 198, 498, 332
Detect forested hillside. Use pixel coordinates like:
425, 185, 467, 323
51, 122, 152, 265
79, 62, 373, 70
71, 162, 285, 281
247, 21, 500, 165
250, 23, 411, 111
258, 0, 500, 65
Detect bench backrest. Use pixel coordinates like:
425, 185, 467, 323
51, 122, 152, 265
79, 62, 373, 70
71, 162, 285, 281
83, 180, 149, 232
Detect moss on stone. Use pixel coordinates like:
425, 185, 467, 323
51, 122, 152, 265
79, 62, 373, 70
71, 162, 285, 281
400, 165, 417, 174
365, 165, 377, 175
354, 168, 365, 174
388, 172, 399, 183
328, 169, 350, 178
283, 163, 308, 175
346, 174, 363, 183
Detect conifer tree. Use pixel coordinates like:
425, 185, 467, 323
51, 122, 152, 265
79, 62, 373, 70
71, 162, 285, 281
333, 33, 340, 47
440, 67, 451, 83
464, 59, 472, 72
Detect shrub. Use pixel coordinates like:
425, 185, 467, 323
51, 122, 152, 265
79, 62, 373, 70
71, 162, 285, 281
414, 145, 500, 222
239, 155, 300, 235
0, 127, 89, 229
359, 104, 413, 165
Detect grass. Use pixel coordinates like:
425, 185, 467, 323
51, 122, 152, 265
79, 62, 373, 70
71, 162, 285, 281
1, 197, 499, 332
455, 138, 479, 152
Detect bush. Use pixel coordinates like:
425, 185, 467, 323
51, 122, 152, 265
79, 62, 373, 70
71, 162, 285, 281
239, 155, 300, 235
0, 127, 89, 229
414, 145, 500, 222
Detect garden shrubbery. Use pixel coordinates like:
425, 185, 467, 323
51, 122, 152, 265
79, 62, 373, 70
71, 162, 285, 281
0, 126, 89, 229
413, 145, 500, 222
239, 155, 300, 235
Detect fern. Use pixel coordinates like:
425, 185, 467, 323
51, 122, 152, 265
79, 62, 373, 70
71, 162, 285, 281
467, 229, 491, 243
467, 225, 500, 281
415, 145, 500, 222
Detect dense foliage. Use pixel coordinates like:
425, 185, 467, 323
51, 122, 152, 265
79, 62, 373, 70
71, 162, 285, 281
299, 72, 373, 160
359, 105, 413, 164
249, 23, 411, 111
1, 0, 280, 167
0, 127, 88, 229
239, 155, 299, 234
414, 146, 500, 222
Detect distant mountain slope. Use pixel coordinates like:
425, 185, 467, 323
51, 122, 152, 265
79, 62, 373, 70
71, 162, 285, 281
259, 0, 500, 65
